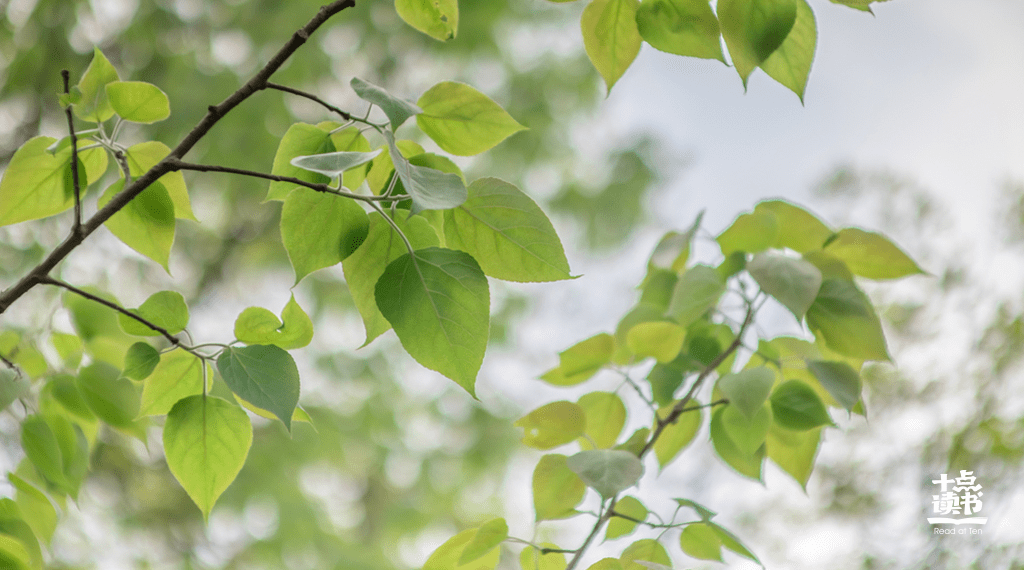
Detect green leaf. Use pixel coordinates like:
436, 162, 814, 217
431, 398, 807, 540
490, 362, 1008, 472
77, 363, 141, 428
533, 454, 587, 520
41, 375, 95, 423
266, 123, 333, 201
375, 247, 489, 395
384, 131, 467, 214
708, 522, 761, 565
566, 449, 644, 498
20, 415, 68, 492
416, 82, 526, 156
73, 48, 120, 122
719, 403, 772, 455
767, 423, 821, 488
619, 539, 671, 570
281, 186, 370, 283
424, 529, 499, 570
615, 428, 651, 456
716, 209, 778, 255
9, 473, 58, 546
805, 278, 890, 361
718, 0, 797, 85
365, 139, 425, 195
754, 200, 833, 253
105, 81, 170, 123
647, 211, 704, 272
124, 141, 196, 221
582, 0, 643, 92
653, 405, 702, 468
139, 349, 205, 417
770, 380, 833, 430
636, 0, 725, 61
710, 406, 764, 480
674, 497, 717, 521
342, 211, 440, 345
646, 353, 690, 405
164, 395, 252, 521
350, 77, 422, 128
234, 296, 314, 350
217, 345, 300, 431
0, 369, 30, 413
458, 518, 508, 565
679, 523, 723, 561
716, 367, 774, 419
118, 290, 189, 337
98, 179, 175, 271
606, 496, 648, 539
806, 360, 861, 411
578, 392, 627, 449
0, 534, 33, 570
626, 321, 685, 363
326, 125, 373, 190
747, 253, 823, 321
444, 178, 571, 282
521, 545, 567, 570
761, 0, 816, 100
45, 413, 89, 498
51, 332, 83, 368
0, 501, 43, 570
550, 333, 615, 386
667, 265, 725, 326
237, 400, 315, 427
585, 559, 624, 570
515, 401, 586, 450
823, 228, 925, 280
829, 0, 890, 13
289, 149, 382, 179
123, 342, 160, 381
395, 0, 458, 41
0, 137, 105, 227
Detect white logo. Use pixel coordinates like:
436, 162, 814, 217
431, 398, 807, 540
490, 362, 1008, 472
928, 470, 987, 532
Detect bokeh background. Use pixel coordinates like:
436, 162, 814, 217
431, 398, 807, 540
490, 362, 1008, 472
1, 0, 1022, 568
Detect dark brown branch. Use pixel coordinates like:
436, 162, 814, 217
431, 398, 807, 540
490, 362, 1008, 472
265, 82, 353, 121
0, 0, 356, 315
0, 351, 19, 376
38, 276, 181, 347
61, 70, 83, 237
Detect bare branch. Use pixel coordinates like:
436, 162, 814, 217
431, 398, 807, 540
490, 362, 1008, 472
61, 70, 83, 237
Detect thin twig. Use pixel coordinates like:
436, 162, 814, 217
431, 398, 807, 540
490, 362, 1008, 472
565, 498, 617, 570
61, 70, 83, 236
265, 82, 383, 131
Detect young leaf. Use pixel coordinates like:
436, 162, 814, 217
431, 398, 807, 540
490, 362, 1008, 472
709, 406, 764, 480
350, 77, 422, 128
216, 345, 300, 431
105, 81, 170, 123
578, 392, 627, 449
123, 342, 161, 381
805, 278, 890, 361
746, 252, 823, 321
76, 363, 141, 428
163, 395, 252, 521
384, 131, 467, 213
444, 178, 571, 282
395, 0, 458, 41
823, 228, 925, 280
626, 321, 685, 363
635, 0, 725, 62
582, 0, 643, 92
806, 360, 861, 411
679, 522, 723, 561
266, 123, 334, 201
760, 0, 816, 100
98, 179, 176, 271
647, 210, 704, 272
653, 406, 702, 468
281, 186, 370, 283
289, 149, 382, 178
342, 211, 440, 345
716, 209, 778, 255
124, 141, 196, 221
458, 518, 508, 565
766, 423, 821, 488
619, 539, 671, 570
667, 265, 725, 326
753, 200, 833, 253
234, 296, 314, 350
0, 137, 104, 227
118, 290, 189, 337
719, 403, 771, 456
770, 380, 834, 430
374, 247, 489, 395
566, 449, 644, 498
73, 48, 120, 122
717, 0, 798, 85
416, 82, 526, 156
515, 401, 586, 450
532, 454, 587, 520
138, 349, 205, 417
606, 496, 648, 539
521, 544, 567, 570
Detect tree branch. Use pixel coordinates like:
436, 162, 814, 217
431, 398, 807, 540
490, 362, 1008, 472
61, 70, 84, 237
265, 82, 384, 129
0, 0, 356, 315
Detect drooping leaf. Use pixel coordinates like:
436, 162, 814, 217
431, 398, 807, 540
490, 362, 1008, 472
805, 278, 890, 361
266, 123, 334, 201
20, 415, 68, 492
139, 349, 205, 417
124, 141, 196, 221
98, 179, 176, 271
719, 403, 772, 455
653, 405, 702, 468
416, 82, 526, 156
41, 375, 95, 424
674, 497, 717, 521
444, 178, 571, 282
636, 0, 725, 61
9, 473, 58, 546
123, 342, 160, 381
342, 211, 440, 345
761, 0, 816, 100
384, 131, 467, 214
0, 137, 105, 226
619, 539, 671, 570
718, 0, 798, 85
73, 48, 120, 122
233, 296, 314, 350
710, 406, 764, 480
76, 363, 141, 428
515, 401, 586, 450
216, 345, 300, 431
716, 209, 778, 255
806, 360, 861, 411
667, 265, 725, 326
533, 454, 587, 520
163, 395, 252, 521
767, 423, 821, 488
823, 228, 926, 280
626, 321, 685, 363
715, 367, 774, 419
118, 290, 189, 337
770, 380, 834, 430
289, 149, 382, 178
566, 449, 644, 498
521, 544, 567, 570
395, 0, 458, 41
281, 186, 370, 283
582, 0, 643, 92
375, 247, 489, 395
458, 518, 508, 565
746, 252, 823, 321
350, 77, 422, 127
753, 200, 833, 253
578, 392, 627, 449
679, 523, 723, 561
105, 81, 170, 123
606, 496, 648, 539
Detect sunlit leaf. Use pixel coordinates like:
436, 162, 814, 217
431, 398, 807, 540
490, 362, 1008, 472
123, 342, 160, 381
106, 81, 170, 123
417, 82, 526, 156
747, 252, 823, 321
76, 363, 141, 428
679, 522, 723, 561
716, 209, 778, 255
566, 449, 643, 498
719, 403, 772, 455
823, 228, 925, 280
73, 48, 120, 122
395, 0, 458, 41
515, 401, 586, 450
533, 454, 586, 520
266, 123, 333, 201
715, 367, 774, 419
619, 539, 671, 570
667, 265, 725, 326
718, 0, 797, 85
459, 518, 508, 565
653, 405, 702, 469
710, 406, 764, 480
582, 0, 643, 92
9, 473, 58, 546
754, 200, 833, 253
234, 296, 314, 350
626, 321, 685, 363
118, 290, 189, 337
760, 0, 816, 100
578, 392, 627, 449
636, 0, 725, 61
606, 496, 648, 539
0, 137, 104, 226
98, 179, 176, 271
805, 278, 890, 361
770, 380, 833, 430
521, 545, 567, 570
281, 186, 369, 283
124, 141, 196, 221
217, 345, 300, 431
766, 423, 821, 488
139, 349, 205, 417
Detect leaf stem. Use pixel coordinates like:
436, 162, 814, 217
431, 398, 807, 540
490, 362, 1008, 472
61, 70, 83, 237
367, 201, 415, 256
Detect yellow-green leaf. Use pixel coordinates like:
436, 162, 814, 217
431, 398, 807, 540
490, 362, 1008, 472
417, 82, 526, 156
582, 0, 643, 92
823, 228, 925, 280
98, 179, 176, 271
761, 0, 816, 100
233, 295, 314, 350
515, 401, 586, 450
395, 0, 458, 41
